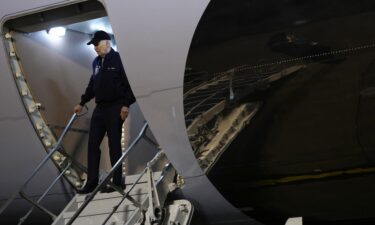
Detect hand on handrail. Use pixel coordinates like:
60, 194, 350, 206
73, 105, 89, 117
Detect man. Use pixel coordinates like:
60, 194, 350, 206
74, 30, 135, 194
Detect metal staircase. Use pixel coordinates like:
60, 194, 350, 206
55, 173, 161, 225
57, 147, 194, 225
0, 111, 193, 225
53, 166, 192, 225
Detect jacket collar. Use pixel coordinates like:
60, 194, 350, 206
96, 48, 115, 66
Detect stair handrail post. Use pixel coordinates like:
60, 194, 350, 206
23, 112, 77, 187
101, 166, 149, 225
65, 122, 149, 225
101, 151, 165, 225
18, 191, 57, 220
17, 161, 72, 225
146, 155, 164, 223
123, 155, 174, 225
0, 111, 81, 215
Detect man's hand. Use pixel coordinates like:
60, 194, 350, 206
74, 105, 82, 114
120, 106, 129, 120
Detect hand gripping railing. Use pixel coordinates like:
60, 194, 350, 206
66, 122, 158, 225
0, 108, 87, 224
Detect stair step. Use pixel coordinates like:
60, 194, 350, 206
76, 194, 146, 213
64, 211, 131, 225
63, 204, 136, 219
52, 169, 172, 225
76, 184, 150, 202
124, 171, 162, 184
66, 182, 152, 223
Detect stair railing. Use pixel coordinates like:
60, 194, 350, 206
0, 108, 88, 224
101, 150, 166, 225
66, 121, 155, 225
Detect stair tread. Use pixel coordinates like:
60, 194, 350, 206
124, 171, 162, 184
53, 170, 171, 225
63, 205, 136, 218
76, 185, 149, 202
74, 196, 145, 214
66, 212, 130, 225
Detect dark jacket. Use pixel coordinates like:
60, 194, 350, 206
79, 48, 135, 107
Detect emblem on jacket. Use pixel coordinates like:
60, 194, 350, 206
94, 65, 100, 76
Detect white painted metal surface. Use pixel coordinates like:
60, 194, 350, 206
285, 217, 303, 225
53, 172, 163, 225
104, 1, 260, 224
163, 200, 194, 225
104, 0, 208, 177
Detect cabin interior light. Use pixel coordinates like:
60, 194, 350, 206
48, 27, 66, 36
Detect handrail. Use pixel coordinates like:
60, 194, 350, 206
123, 162, 173, 225
65, 122, 149, 225
102, 167, 148, 225
101, 151, 165, 225
0, 108, 87, 218
18, 191, 56, 220
17, 161, 72, 225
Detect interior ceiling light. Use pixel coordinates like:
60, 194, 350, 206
48, 26, 66, 36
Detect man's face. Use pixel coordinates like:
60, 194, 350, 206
94, 40, 108, 57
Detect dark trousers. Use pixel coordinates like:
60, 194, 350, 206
87, 102, 124, 186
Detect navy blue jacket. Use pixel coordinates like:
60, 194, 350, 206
79, 48, 135, 107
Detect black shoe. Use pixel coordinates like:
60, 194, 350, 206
100, 183, 126, 193
77, 183, 97, 194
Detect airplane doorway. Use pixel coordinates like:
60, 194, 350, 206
1, 2, 145, 224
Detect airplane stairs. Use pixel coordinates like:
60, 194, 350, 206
50, 124, 194, 225
53, 167, 193, 225
2, 32, 193, 225
0, 112, 193, 225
